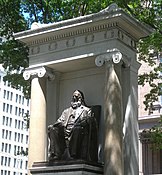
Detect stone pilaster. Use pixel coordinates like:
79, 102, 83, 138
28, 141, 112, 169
95, 50, 130, 175
23, 66, 55, 174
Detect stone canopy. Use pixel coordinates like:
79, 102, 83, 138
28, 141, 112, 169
14, 3, 152, 175
15, 3, 151, 72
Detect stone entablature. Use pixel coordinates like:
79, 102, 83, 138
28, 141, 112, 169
14, 4, 151, 68
28, 27, 136, 54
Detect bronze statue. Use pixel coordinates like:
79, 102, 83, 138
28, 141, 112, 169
48, 90, 99, 162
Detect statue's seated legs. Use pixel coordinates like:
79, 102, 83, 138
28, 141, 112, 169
48, 123, 89, 161
69, 125, 88, 159
48, 124, 66, 160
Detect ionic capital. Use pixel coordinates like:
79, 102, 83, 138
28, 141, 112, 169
23, 66, 55, 81
95, 50, 130, 67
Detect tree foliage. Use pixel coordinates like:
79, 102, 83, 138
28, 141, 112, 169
0, 0, 30, 98
0, 0, 162, 146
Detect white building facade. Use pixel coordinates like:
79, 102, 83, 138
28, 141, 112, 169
0, 69, 30, 175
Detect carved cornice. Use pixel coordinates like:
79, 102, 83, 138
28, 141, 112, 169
95, 49, 130, 67
14, 3, 120, 40
23, 66, 55, 80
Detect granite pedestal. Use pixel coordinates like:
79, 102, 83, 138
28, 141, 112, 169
30, 160, 103, 175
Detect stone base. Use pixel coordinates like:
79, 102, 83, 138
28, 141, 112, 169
30, 160, 103, 175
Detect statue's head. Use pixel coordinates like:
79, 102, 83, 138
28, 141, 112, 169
71, 90, 85, 109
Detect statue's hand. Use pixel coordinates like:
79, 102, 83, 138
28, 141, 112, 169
48, 124, 54, 131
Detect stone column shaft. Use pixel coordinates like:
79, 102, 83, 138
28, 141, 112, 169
104, 62, 123, 175
23, 66, 55, 175
95, 50, 128, 175
28, 77, 46, 172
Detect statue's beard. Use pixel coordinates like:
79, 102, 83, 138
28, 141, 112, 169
71, 101, 81, 109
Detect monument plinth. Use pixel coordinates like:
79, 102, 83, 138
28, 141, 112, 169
15, 3, 152, 175
30, 160, 103, 175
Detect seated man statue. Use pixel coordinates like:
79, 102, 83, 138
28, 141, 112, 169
48, 90, 98, 162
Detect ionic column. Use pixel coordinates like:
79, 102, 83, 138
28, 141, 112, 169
95, 50, 129, 175
23, 66, 55, 174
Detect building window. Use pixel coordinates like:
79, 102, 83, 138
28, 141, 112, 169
4, 157, 7, 166
14, 132, 17, 141
1, 143, 4, 152
22, 108, 24, 115
19, 108, 21, 116
10, 105, 12, 114
10, 92, 13, 101
8, 144, 11, 153
2, 116, 5, 125
5, 143, 8, 152
3, 90, 6, 98
5, 130, 8, 139
25, 161, 28, 169
1, 156, 4, 165
6, 104, 9, 113
27, 99, 29, 106
3, 103, 5, 112
14, 146, 17, 155
7, 91, 9, 100
8, 158, 11, 166
18, 133, 20, 142
6, 117, 8, 126
15, 107, 18, 115
9, 118, 12, 127
9, 131, 11, 140
19, 95, 21, 104
22, 97, 24, 105
21, 134, 23, 143
2, 129, 5, 138
18, 120, 21, 129
16, 94, 18, 103
15, 119, 17, 128
26, 135, 29, 144
13, 158, 16, 168
21, 121, 24, 130
20, 160, 23, 169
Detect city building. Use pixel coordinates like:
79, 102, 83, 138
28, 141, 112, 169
138, 56, 162, 174
0, 68, 30, 175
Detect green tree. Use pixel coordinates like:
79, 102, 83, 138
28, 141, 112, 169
0, 0, 30, 98
0, 0, 162, 146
